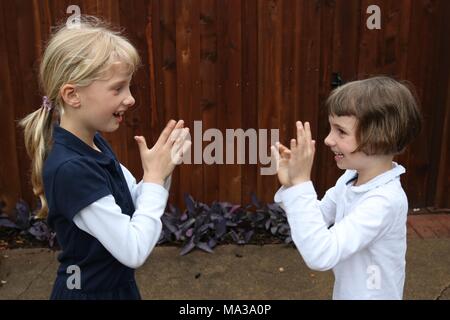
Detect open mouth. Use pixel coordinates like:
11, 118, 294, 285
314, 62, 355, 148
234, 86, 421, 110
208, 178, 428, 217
113, 111, 124, 122
333, 151, 344, 160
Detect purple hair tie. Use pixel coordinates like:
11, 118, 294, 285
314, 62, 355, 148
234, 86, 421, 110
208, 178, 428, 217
42, 96, 53, 111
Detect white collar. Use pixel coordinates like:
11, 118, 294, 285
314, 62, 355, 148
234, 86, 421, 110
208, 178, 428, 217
345, 162, 405, 193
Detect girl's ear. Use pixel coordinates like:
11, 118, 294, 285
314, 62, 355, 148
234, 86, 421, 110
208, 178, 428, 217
60, 84, 81, 108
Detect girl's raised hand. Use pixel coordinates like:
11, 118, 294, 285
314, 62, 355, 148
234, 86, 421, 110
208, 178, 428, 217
289, 121, 316, 185
271, 142, 293, 187
135, 120, 191, 185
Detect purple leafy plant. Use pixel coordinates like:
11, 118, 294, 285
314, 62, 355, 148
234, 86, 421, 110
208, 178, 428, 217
159, 193, 293, 255
0, 199, 56, 247
2, 192, 292, 255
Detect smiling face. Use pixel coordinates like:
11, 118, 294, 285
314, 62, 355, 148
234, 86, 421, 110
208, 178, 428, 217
324, 115, 370, 171
76, 61, 135, 133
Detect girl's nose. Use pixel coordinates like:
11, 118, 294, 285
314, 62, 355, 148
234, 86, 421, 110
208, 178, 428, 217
124, 94, 135, 108
324, 132, 334, 147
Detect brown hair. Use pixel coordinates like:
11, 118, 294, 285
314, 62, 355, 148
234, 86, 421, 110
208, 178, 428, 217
326, 76, 422, 155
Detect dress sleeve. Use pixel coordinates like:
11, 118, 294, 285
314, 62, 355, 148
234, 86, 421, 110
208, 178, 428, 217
73, 182, 169, 268
53, 158, 111, 221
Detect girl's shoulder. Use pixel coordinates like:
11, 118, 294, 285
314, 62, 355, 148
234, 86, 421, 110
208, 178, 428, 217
45, 154, 107, 187
44, 130, 117, 176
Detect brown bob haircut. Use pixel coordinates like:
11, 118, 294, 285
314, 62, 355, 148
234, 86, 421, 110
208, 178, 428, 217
326, 76, 422, 155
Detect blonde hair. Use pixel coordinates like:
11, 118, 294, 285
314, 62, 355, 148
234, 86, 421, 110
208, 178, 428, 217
19, 16, 141, 218
326, 76, 422, 155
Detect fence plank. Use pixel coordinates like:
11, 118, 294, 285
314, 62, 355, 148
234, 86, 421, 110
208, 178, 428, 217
241, 0, 258, 205
157, 0, 180, 206
292, 0, 321, 196
200, 0, 219, 204
402, 0, 439, 207
217, 0, 242, 204
176, 0, 203, 205
427, 0, 450, 208
0, 1, 23, 214
256, 0, 282, 204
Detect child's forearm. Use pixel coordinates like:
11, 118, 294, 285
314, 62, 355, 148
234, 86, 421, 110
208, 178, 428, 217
277, 181, 337, 271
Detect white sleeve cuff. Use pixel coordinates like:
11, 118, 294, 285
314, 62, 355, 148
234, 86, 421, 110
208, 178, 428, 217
275, 181, 316, 206
135, 182, 169, 217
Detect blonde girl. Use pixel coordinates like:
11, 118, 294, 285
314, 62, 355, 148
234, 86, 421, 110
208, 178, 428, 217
20, 16, 190, 300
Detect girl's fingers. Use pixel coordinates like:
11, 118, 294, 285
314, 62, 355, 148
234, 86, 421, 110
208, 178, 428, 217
281, 150, 291, 159
277, 142, 290, 154
172, 128, 190, 153
270, 145, 280, 165
296, 121, 304, 143
181, 139, 192, 154
172, 140, 192, 164
181, 127, 190, 141
181, 140, 192, 161
180, 128, 191, 147
278, 143, 291, 159
304, 122, 312, 142
167, 120, 186, 144
175, 119, 184, 129
156, 120, 177, 146
290, 138, 297, 150
297, 122, 307, 150
134, 136, 148, 155
169, 127, 191, 165
170, 129, 189, 161
171, 139, 183, 164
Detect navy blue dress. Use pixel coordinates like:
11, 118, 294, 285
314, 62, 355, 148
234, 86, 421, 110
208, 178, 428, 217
43, 125, 141, 300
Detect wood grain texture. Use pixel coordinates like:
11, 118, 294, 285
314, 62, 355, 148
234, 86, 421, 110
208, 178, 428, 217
1, 0, 448, 213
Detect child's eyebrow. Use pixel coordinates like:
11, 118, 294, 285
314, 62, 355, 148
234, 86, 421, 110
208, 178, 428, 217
330, 122, 348, 130
110, 79, 130, 87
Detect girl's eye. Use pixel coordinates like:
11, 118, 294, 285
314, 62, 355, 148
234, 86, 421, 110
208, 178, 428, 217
115, 87, 122, 92
338, 128, 346, 135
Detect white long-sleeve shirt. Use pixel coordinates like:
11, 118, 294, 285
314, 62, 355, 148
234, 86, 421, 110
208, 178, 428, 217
73, 164, 171, 269
274, 163, 408, 300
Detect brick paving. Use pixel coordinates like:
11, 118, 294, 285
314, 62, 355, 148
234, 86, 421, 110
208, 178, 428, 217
407, 214, 450, 239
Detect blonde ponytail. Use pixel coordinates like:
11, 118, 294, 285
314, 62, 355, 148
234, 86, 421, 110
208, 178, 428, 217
19, 104, 56, 218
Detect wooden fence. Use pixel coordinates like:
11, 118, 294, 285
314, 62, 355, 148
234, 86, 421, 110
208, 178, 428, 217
0, 0, 449, 215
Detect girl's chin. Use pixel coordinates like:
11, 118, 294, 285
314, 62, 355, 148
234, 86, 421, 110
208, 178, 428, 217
336, 161, 349, 170
336, 163, 345, 169
99, 123, 120, 133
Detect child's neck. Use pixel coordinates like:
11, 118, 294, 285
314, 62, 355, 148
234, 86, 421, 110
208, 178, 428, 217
60, 117, 98, 150
354, 155, 394, 186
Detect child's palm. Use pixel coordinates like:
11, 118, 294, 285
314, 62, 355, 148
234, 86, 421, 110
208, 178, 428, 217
278, 157, 291, 186
272, 143, 292, 187
135, 120, 190, 185
288, 121, 315, 185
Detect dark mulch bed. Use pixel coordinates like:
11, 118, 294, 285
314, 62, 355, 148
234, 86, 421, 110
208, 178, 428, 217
0, 226, 286, 251
2, 208, 447, 251
0, 227, 52, 250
